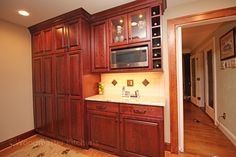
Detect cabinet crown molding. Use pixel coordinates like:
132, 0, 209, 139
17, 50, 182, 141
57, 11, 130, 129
28, 8, 91, 33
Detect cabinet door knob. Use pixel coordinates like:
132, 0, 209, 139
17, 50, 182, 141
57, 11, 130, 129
133, 109, 146, 114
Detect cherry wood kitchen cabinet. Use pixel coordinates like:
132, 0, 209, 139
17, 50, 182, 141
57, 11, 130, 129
32, 28, 53, 56
32, 55, 55, 137
109, 8, 150, 47
32, 57, 43, 94
86, 101, 164, 157
109, 15, 128, 46
91, 21, 109, 72
33, 95, 44, 133
43, 28, 53, 54
120, 104, 164, 157
42, 55, 55, 137
87, 102, 120, 154
32, 31, 43, 55
120, 116, 164, 157
67, 20, 81, 51
54, 24, 66, 53
69, 97, 84, 146
54, 20, 81, 53
128, 8, 150, 43
91, 2, 162, 72
68, 51, 81, 96
30, 8, 100, 148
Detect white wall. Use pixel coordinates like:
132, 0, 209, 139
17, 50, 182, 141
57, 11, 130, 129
214, 22, 236, 144
0, 20, 34, 142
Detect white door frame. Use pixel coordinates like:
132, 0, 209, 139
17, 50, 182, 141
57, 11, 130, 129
203, 38, 217, 122
176, 26, 184, 152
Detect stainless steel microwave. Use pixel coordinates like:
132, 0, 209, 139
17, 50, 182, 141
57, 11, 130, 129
111, 46, 149, 69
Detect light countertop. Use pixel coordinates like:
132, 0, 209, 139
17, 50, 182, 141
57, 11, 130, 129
85, 95, 165, 107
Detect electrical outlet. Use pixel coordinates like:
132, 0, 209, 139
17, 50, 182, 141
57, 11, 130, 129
223, 113, 226, 120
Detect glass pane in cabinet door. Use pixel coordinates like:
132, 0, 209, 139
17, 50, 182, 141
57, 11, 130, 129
111, 16, 127, 44
130, 11, 147, 40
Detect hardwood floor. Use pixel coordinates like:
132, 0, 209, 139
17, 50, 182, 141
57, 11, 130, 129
184, 102, 236, 157
0, 135, 201, 157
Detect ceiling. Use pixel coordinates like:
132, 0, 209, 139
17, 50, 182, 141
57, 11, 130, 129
0, 0, 198, 27
182, 23, 222, 53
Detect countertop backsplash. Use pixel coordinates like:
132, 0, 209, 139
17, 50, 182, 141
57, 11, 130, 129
101, 72, 164, 98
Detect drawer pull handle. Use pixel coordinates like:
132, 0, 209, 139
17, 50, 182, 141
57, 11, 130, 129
96, 106, 106, 110
133, 109, 146, 114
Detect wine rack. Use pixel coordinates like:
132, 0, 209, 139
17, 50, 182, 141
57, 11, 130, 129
151, 5, 162, 70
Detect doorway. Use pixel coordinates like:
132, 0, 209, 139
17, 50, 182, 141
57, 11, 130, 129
180, 19, 236, 156
167, 7, 236, 153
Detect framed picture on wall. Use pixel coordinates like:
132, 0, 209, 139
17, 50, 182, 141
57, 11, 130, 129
220, 27, 236, 60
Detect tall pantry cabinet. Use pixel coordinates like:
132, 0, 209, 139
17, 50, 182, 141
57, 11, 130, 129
29, 8, 100, 147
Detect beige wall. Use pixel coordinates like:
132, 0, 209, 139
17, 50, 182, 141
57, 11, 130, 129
213, 21, 236, 135
0, 20, 33, 142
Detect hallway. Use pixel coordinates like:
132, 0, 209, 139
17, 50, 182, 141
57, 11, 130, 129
184, 102, 236, 157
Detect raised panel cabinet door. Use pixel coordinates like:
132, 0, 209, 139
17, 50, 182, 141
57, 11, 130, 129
69, 97, 83, 146
91, 21, 109, 72
32, 31, 43, 55
67, 20, 80, 51
32, 57, 43, 94
56, 95, 69, 141
109, 15, 128, 46
42, 55, 54, 94
55, 53, 68, 95
33, 95, 44, 133
44, 95, 55, 137
68, 52, 81, 96
88, 111, 119, 153
120, 115, 164, 157
43, 28, 53, 53
54, 24, 67, 53
128, 8, 150, 43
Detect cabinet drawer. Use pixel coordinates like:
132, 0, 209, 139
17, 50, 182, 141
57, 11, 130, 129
120, 104, 163, 118
86, 101, 119, 113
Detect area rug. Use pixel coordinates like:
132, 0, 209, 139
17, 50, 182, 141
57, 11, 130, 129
6, 139, 87, 157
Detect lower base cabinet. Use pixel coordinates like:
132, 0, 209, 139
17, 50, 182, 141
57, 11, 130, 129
120, 115, 164, 157
86, 101, 164, 157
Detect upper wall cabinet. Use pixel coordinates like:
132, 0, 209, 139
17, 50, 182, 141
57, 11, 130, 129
109, 8, 150, 47
54, 20, 81, 53
32, 31, 43, 55
109, 15, 128, 46
32, 28, 53, 56
128, 8, 150, 43
91, 21, 109, 72
43, 28, 53, 53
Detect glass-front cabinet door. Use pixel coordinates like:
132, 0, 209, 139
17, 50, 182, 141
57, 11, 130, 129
109, 15, 128, 46
128, 8, 150, 43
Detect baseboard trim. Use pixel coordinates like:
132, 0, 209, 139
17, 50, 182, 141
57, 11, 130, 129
165, 142, 171, 151
0, 129, 36, 150
216, 120, 236, 147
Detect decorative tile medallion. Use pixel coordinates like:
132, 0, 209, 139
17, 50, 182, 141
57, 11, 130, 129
112, 80, 118, 86
142, 79, 150, 86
